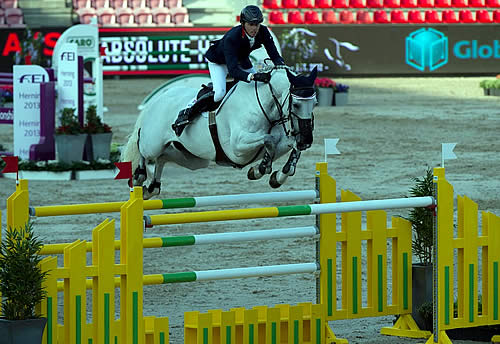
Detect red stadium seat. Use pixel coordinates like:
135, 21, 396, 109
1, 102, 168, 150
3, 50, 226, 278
287, 10, 304, 22
165, 0, 182, 8
390, 9, 407, 21
356, 9, 373, 21
1, 0, 18, 9
152, 7, 172, 25
486, 0, 500, 6
170, 6, 190, 25
298, 0, 315, 7
384, 0, 400, 7
408, 9, 425, 21
451, 0, 468, 6
315, 0, 331, 7
435, 0, 451, 6
418, 0, 434, 7
350, 0, 366, 7
493, 9, 500, 21
459, 9, 475, 21
268, 10, 287, 23
322, 9, 338, 22
372, 9, 389, 22
76, 7, 96, 24
148, 0, 164, 7
5, 7, 23, 26
425, 9, 441, 21
304, 10, 322, 22
282, 0, 298, 7
442, 9, 459, 21
116, 7, 136, 25
263, 0, 281, 8
332, 0, 349, 7
476, 9, 492, 21
97, 7, 117, 25
110, 0, 127, 8
94, 0, 110, 8
366, 0, 384, 6
339, 9, 355, 22
73, 0, 91, 9
468, 0, 484, 6
401, 0, 418, 7
134, 7, 154, 25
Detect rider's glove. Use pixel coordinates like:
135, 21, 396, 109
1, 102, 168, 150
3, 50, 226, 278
252, 72, 271, 83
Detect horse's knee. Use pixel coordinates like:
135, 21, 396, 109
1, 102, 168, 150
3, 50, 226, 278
213, 89, 225, 103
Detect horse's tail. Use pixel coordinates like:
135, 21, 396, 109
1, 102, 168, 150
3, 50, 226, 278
121, 109, 146, 172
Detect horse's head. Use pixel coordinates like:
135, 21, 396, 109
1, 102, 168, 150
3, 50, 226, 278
286, 66, 318, 151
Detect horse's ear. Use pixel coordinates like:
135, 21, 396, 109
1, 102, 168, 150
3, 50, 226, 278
308, 66, 318, 83
286, 68, 296, 83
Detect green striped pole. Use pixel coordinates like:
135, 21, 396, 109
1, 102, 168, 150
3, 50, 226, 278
146, 197, 435, 226
30, 190, 318, 217
40, 226, 318, 254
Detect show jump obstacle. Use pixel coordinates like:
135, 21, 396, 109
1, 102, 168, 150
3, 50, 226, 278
3, 162, 500, 344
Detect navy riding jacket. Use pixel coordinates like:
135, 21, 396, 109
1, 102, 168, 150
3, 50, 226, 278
205, 24, 285, 82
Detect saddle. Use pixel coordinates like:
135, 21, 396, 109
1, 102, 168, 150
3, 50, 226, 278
195, 79, 239, 112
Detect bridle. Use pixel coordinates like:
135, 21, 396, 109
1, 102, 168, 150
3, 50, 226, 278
254, 66, 316, 138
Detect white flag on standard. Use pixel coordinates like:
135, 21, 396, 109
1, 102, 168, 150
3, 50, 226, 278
441, 143, 457, 168
324, 138, 340, 162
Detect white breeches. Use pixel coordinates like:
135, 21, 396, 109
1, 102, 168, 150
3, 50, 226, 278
208, 61, 256, 102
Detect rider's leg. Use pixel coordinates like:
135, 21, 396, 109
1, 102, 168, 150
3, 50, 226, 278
172, 62, 228, 136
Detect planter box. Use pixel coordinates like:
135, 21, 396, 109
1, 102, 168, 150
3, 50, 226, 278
0, 317, 47, 344
412, 263, 433, 331
333, 92, 349, 106
85, 132, 113, 161
75, 169, 117, 180
492, 88, 500, 97
483, 88, 490, 96
55, 134, 87, 164
19, 170, 73, 181
317, 87, 334, 106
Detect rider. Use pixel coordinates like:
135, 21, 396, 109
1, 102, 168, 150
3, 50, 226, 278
172, 5, 286, 136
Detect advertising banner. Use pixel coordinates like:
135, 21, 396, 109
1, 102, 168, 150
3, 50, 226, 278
56, 43, 79, 120
13, 65, 51, 160
270, 25, 500, 76
1, 25, 498, 76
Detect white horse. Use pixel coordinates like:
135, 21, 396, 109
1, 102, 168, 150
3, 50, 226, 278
122, 65, 318, 199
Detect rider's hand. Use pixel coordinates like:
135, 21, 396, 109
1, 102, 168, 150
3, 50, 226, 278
252, 72, 271, 83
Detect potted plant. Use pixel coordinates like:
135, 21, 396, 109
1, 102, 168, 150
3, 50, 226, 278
492, 79, 500, 97
280, 28, 318, 73
333, 83, 350, 106
54, 107, 86, 163
407, 168, 434, 331
314, 77, 336, 106
83, 105, 113, 161
479, 80, 492, 96
0, 222, 48, 343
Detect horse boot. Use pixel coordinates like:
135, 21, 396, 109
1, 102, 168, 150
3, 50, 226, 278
172, 91, 215, 136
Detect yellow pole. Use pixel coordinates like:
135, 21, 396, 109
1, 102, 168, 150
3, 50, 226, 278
7, 179, 29, 231
121, 186, 145, 344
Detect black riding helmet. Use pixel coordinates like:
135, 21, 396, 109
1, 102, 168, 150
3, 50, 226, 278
240, 5, 264, 24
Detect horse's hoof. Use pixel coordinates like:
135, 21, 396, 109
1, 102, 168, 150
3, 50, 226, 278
269, 171, 282, 189
248, 167, 258, 180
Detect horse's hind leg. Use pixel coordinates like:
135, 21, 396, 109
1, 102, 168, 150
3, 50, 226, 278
143, 158, 166, 200
247, 135, 277, 181
269, 148, 301, 188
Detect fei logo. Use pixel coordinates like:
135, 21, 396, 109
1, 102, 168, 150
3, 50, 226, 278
18, 74, 46, 83
405, 28, 448, 72
61, 51, 76, 61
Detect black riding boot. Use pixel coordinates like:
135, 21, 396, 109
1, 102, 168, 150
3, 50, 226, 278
172, 91, 215, 136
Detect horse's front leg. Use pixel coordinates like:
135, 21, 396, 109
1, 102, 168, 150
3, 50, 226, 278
143, 159, 165, 200
247, 135, 277, 181
269, 148, 301, 188
133, 156, 147, 187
